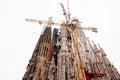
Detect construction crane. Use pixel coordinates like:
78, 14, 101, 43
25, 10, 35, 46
26, 2, 97, 33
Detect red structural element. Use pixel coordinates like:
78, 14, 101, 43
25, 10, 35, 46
49, 41, 55, 61
84, 68, 106, 80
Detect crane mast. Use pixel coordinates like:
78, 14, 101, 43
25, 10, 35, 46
69, 19, 86, 80
60, 3, 70, 23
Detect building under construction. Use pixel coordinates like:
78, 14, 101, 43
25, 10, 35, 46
22, 3, 120, 80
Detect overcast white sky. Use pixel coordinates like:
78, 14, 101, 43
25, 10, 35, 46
0, 0, 120, 80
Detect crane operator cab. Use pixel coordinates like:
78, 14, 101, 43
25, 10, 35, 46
68, 17, 80, 31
